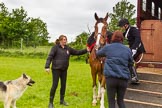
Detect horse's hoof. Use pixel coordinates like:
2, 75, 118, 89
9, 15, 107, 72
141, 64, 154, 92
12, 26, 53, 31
92, 99, 97, 106
92, 103, 97, 106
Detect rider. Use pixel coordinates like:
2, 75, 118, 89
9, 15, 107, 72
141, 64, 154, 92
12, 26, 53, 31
118, 18, 146, 84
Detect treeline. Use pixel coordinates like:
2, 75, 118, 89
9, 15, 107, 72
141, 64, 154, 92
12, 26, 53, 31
0, 0, 136, 49
0, 2, 49, 48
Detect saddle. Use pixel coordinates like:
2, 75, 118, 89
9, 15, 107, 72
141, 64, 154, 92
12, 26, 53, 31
87, 31, 113, 52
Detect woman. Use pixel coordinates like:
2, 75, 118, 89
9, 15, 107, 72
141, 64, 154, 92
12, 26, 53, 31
45, 35, 89, 108
96, 30, 133, 108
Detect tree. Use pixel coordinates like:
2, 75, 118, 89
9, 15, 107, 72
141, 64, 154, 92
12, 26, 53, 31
69, 32, 88, 49
0, 2, 49, 48
108, 0, 136, 31
0, 2, 9, 47
8, 7, 29, 47
26, 18, 49, 47
68, 32, 89, 61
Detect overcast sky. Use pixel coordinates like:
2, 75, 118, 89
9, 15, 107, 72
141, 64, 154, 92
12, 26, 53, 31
2, 0, 137, 42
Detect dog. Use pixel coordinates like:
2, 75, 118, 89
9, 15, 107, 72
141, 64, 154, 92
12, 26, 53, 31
0, 73, 35, 108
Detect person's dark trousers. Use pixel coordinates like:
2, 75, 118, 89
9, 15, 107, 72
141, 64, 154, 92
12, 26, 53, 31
49, 69, 67, 106
129, 65, 138, 78
106, 77, 128, 108
128, 63, 139, 84
131, 50, 144, 81
59, 69, 67, 103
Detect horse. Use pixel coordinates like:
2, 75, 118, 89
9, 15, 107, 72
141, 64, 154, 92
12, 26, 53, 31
88, 13, 111, 108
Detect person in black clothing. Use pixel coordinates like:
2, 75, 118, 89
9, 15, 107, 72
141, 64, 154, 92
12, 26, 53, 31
45, 35, 89, 108
118, 18, 146, 84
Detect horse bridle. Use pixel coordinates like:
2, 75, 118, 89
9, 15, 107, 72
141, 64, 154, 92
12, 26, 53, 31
94, 31, 107, 50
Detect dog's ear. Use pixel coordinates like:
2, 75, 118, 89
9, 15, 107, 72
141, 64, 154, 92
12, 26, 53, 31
23, 73, 28, 79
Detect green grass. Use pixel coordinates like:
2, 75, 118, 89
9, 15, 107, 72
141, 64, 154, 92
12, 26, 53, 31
0, 46, 51, 59
0, 46, 51, 53
0, 57, 108, 108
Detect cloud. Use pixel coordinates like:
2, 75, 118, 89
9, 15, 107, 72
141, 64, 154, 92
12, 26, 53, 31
1, 0, 137, 42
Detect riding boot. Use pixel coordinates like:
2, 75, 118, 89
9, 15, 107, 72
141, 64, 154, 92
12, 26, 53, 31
129, 66, 140, 84
60, 95, 69, 106
48, 96, 54, 108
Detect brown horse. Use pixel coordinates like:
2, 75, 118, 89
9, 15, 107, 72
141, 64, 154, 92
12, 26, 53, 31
89, 13, 109, 108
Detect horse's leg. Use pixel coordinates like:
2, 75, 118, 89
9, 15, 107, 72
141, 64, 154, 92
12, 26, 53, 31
92, 85, 97, 106
91, 68, 97, 106
97, 71, 102, 100
100, 75, 106, 108
97, 81, 101, 100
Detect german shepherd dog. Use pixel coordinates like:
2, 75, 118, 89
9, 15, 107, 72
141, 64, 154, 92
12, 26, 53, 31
0, 73, 35, 108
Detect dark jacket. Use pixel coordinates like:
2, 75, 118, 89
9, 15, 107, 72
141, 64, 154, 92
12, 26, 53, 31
96, 42, 133, 80
124, 26, 145, 53
45, 44, 87, 70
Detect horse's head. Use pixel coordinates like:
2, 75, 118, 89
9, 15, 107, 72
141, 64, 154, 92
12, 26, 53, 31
94, 12, 108, 50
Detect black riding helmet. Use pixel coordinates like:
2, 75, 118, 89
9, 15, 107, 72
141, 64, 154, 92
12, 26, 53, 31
118, 18, 129, 27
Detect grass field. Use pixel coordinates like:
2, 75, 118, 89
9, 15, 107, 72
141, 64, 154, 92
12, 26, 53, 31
0, 57, 108, 108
